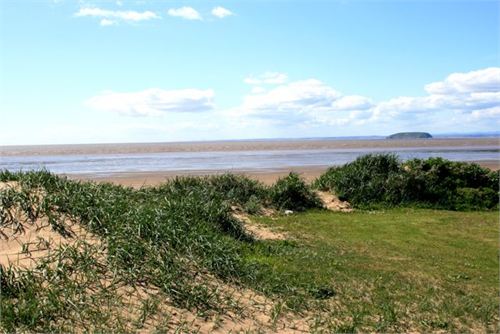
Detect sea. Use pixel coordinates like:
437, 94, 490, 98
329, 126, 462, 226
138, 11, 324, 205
0, 144, 498, 176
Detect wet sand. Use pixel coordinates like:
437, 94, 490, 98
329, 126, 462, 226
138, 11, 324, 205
1, 138, 499, 156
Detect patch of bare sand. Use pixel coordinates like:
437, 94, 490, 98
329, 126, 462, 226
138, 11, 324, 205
316, 191, 352, 212
130, 279, 310, 333
0, 181, 100, 268
0, 181, 19, 191
232, 206, 287, 241
0, 217, 99, 269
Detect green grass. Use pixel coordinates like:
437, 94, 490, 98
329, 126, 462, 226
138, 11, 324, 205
251, 208, 499, 332
1, 170, 498, 332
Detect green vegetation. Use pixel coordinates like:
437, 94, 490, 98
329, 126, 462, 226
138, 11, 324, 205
253, 208, 498, 332
0, 170, 322, 332
387, 132, 432, 139
1, 160, 498, 332
315, 154, 499, 210
269, 172, 322, 211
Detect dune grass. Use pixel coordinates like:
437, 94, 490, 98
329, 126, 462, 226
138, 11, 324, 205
1, 168, 498, 332
252, 208, 499, 332
0, 171, 323, 332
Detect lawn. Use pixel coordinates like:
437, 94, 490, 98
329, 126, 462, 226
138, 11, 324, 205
250, 208, 499, 332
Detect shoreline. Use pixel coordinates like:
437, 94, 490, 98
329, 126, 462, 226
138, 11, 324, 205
69, 159, 500, 188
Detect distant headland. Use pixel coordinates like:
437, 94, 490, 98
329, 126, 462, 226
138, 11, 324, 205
387, 132, 432, 139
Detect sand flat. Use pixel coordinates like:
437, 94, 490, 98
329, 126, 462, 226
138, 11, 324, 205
1, 138, 498, 156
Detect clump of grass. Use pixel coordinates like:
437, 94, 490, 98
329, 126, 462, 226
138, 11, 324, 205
269, 172, 322, 212
314, 154, 499, 210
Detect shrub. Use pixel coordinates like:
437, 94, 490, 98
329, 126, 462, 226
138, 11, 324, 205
269, 173, 322, 211
243, 195, 263, 215
454, 187, 498, 211
313, 154, 401, 205
315, 155, 499, 211
208, 173, 268, 206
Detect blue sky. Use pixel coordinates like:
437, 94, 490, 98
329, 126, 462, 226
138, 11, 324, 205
0, 0, 499, 145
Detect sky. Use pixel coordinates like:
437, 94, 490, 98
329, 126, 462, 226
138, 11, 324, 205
0, 0, 499, 145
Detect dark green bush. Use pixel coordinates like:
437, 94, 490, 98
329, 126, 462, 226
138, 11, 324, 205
269, 173, 322, 211
454, 187, 498, 210
315, 155, 499, 210
313, 154, 401, 205
208, 173, 268, 207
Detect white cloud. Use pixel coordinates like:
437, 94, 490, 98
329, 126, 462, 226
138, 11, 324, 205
234, 67, 500, 128
75, 7, 160, 24
241, 79, 341, 114
86, 88, 215, 116
84, 67, 499, 135
251, 87, 266, 94
211, 6, 233, 18
167, 7, 202, 20
100, 19, 116, 26
375, 67, 500, 121
244, 72, 288, 85
332, 95, 374, 111
425, 67, 500, 95
232, 79, 374, 127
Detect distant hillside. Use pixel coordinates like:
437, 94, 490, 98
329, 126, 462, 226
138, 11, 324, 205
387, 132, 432, 139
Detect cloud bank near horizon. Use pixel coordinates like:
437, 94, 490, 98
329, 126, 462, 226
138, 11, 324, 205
85, 67, 500, 132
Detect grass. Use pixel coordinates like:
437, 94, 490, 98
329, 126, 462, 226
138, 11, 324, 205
252, 208, 499, 332
1, 169, 498, 332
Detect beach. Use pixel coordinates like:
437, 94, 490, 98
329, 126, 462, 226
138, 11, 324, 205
1, 137, 498, 187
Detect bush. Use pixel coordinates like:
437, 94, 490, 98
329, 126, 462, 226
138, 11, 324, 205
269, 173, 322, 211
454, 187, 498, 211
315, 155, 499, 210
208, 173, 268, 206
313, 154, 401, 205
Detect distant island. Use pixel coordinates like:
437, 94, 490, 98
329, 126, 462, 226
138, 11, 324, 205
387, 132, 432, 139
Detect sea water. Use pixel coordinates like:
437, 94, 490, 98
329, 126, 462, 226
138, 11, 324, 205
0, 146, 498, 176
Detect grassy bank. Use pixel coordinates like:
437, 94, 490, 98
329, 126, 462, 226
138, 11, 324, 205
1, 160, 498, 332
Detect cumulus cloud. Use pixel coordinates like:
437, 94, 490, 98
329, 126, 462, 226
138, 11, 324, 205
167, 7, 202, 20
75, 7, 160, 24
244, 72, 288, 85
232, 79, 374, 127
425, 67, 500, 95
234, 67, 500, 127
375, 67, 500, 121
86, 88, 215, 116
211, 6, 233, 18
85, 67, 499, 132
